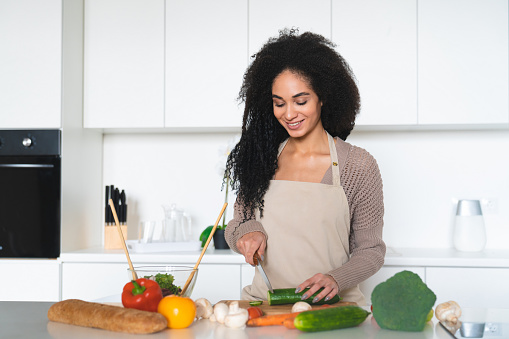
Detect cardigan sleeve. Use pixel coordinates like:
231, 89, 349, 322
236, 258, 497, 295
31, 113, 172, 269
327, 145, 386, 291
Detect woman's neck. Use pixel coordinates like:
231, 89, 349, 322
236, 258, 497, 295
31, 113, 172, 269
288, 125, 329, 155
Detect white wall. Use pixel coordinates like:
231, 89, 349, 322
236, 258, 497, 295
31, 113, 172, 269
103, 132, 239, 242
103, 129, 509, 250
348, 129, 509, 250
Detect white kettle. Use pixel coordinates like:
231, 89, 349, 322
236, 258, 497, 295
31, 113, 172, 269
453, 199, 486, 252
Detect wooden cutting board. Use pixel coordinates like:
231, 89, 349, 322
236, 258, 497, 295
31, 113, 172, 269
219, 300, 357, 315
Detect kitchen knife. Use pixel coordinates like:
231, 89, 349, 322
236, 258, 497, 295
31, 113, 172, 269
439, 320, 490, 339
105, 185, 112, 225
439, 321, 459, 338
120, 190, 126, 224
254, 252, 274, 293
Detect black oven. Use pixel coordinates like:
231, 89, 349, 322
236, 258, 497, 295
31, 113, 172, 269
0, 130, 61, 258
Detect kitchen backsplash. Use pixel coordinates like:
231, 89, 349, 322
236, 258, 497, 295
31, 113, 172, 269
103, 129, 509, 250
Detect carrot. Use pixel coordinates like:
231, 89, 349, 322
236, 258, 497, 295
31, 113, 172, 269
283, 317, 296, 329
247, 312, 301, 327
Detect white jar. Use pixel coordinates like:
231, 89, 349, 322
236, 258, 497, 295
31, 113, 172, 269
453, 200, 486, 252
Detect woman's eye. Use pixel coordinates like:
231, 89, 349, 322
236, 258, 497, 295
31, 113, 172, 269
274, 102, 285, 108
296, 101, 308, 106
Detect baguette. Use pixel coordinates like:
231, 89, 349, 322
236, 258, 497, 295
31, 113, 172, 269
48, 299, 167, 334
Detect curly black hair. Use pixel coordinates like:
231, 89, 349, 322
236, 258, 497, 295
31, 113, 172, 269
225, 28, 360, 219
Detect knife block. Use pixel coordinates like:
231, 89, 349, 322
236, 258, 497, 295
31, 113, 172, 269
104, 225, 128, 250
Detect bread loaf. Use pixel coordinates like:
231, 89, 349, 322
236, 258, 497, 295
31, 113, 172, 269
48, 299, 167, 334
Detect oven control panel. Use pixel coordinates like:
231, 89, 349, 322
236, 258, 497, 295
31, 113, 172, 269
0, 130, 61, 156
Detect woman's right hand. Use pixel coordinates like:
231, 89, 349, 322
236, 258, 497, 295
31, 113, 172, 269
236, 231, 266, 266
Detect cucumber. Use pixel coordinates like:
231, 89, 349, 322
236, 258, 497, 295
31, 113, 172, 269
267, 288, 341, 305
249, 300, 263, 306
294, 305, 370, 332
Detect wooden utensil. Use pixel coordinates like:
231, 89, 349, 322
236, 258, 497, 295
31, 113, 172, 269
109, 198, 137, 280
180, 202, 228, 296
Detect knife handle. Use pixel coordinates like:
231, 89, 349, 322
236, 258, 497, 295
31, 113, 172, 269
253, 252, 262, 265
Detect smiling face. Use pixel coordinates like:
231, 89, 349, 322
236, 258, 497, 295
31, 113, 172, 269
272, 70, 323, 139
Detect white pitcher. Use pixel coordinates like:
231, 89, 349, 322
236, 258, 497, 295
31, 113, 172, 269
161, 204, 192, 242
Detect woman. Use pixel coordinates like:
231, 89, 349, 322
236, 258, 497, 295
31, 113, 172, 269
224, 29, 385, 306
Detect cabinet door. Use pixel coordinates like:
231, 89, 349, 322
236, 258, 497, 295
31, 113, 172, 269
192, 264, 241, 304
0, 0, 61, 128
83, 0, 164, 128
359, 266, 425, 305
241, 263, 255, 290
332, 0, 417, 125
165, 0, 247, 128
249, 0, 332, 57
426, 267, 509, 309
0, 261, 60, 301
61, 263, 129, 301
418, 0, 509, 124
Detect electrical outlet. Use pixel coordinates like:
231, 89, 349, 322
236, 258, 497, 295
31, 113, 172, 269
485, 322, 501, 335
481, 198, 498, 215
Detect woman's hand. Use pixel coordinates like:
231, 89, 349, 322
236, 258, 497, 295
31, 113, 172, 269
296, 273, 339, 303
236, 231, 266, 266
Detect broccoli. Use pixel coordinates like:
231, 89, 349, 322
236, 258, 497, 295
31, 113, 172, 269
145, 273, 181, 296
371, 270, 436, 332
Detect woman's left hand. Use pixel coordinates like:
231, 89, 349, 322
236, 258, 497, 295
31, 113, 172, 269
296, 273, 339, 303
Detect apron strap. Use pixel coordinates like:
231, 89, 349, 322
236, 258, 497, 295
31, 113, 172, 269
277, 139, 289, 157
327, 133, 341, 186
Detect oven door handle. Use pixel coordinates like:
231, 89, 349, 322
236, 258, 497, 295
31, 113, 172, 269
0, 164, 54, 168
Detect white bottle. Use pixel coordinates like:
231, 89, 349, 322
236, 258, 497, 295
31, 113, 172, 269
453, 200, 486, 252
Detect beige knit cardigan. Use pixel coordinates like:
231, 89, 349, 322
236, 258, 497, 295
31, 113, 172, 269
225, 137, 386, 292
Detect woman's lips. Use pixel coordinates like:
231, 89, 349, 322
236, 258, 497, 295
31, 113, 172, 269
286, 120, 303, 130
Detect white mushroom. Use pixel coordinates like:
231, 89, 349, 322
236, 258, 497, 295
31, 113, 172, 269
224, 301, 249, 328
213, 302, 230, 324
435, 301, 462, 324
292, 301, 312, 313
195, 298, 214, 319
209, 314, 217, 322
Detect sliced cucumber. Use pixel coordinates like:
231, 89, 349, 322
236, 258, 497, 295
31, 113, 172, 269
267, 288, 341, 306
249, 300, 263, 306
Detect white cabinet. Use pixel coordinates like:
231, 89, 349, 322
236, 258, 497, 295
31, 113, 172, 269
426, 267, 509, 309
83, 0, 165, 128
165, 0, 247, 128
241, 263, 256, 291
332, 0, 417, 126
192, 264, 241, 304
248, 0, 332, 57
0, 0, 62, 128
0, 260, 60, 302
61, 262, 129, 301
359, 266, 425, 305
418, 0, 509, 125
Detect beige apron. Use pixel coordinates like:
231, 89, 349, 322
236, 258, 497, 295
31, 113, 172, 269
242, 132, 365, 305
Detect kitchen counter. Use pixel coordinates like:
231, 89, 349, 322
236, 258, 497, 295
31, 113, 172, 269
59, 246, 509, 268
2, 301, 509, 339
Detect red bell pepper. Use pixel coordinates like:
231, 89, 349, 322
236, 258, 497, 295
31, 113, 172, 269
247, 306, 264, 320
121, 278, 163, 312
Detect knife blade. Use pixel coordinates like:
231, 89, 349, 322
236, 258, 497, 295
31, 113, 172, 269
439, 321, 459, 338
254, 252, 274, 293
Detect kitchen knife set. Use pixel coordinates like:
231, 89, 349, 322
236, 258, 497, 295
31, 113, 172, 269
105, 185, 127, 225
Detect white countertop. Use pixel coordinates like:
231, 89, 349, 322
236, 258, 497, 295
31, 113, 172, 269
2, 301, 508, 339
58, 246, 509, 268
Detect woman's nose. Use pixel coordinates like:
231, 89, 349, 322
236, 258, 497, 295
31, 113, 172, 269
285, 105, 298, 120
